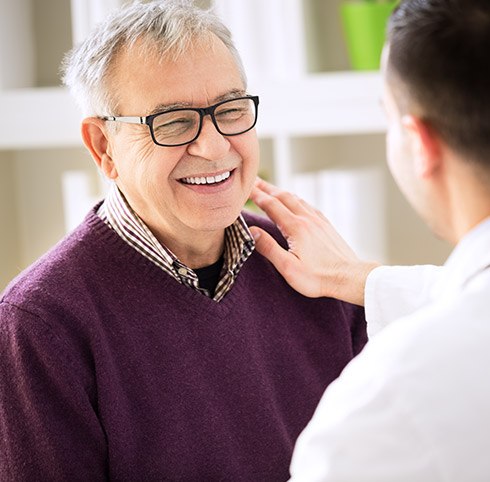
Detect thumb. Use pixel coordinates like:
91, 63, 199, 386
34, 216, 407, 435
250, 226, 295, 274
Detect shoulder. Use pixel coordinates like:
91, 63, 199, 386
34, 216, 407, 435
365, 284, 490, 384
1, 208, 111, 315
241, 210, 367, 342
323, 287, 490, 424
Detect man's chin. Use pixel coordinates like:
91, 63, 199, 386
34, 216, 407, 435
190, 208, 242, 233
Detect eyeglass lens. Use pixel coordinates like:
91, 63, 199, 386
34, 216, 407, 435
151, 97, 256, 146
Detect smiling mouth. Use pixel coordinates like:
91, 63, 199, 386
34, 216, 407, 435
179, 170, 233, 186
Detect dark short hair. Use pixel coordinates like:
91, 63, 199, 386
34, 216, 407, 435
387, 0, 490, 166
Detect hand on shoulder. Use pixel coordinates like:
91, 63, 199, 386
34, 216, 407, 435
249, 178, 380, 306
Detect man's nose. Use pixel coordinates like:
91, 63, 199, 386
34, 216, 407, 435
186, 116, 230, 160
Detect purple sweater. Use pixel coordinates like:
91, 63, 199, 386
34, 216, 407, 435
0, 208, 367, 481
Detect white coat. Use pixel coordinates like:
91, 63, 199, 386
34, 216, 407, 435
290, 218, 490, 482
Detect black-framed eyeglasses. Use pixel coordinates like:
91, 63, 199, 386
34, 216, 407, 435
102, 95, 259, 147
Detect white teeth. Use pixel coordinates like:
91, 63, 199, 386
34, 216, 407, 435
181, 171, 231, 185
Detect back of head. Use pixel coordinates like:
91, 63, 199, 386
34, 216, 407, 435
387, 0, 490, 167
61, 0, 244, 117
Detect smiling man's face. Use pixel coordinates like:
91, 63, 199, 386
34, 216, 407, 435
105, 34, 259, 244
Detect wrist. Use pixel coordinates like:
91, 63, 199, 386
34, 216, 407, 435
323, 261, 381, 306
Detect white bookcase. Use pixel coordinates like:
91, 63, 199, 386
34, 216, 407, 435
0, 0, 451, 290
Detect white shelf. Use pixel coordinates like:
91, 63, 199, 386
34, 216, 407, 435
0, 72, 385, 151
0, 87, 82, 150
254, 71, 386, 138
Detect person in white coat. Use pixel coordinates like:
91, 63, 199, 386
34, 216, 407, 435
250, 0, 490, 480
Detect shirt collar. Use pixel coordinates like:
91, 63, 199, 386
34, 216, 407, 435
431, 216, 490, 298
99, 183, 178, 267
98, 183, 255, 298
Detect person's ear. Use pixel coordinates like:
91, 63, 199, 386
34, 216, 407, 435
81, 118, 118, 180
401, 115, 442, 178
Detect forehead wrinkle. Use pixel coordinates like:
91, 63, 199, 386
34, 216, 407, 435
147, 88, 247, 116
111, 34, 246, 117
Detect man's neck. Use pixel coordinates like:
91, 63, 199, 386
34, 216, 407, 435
151, 223, 226, 269
445, 157, 490, 243
106, 184, 228, 269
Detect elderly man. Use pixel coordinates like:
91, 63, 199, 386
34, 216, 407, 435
0, 1, 366, 480
251, 0, 490, 480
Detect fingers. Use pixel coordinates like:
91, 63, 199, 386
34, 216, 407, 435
254, 177, 277, 194
250, 187, 297, 232
253, 178, 310, 216
252, 177, 317, 215
251, 226, 321, 298
250, 226, 297, 273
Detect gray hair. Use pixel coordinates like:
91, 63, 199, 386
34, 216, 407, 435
61, 0, 246, 117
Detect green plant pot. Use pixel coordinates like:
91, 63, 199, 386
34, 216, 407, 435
340, 1, 398, 71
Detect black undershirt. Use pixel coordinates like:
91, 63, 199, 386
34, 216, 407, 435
194, 256, 225, 297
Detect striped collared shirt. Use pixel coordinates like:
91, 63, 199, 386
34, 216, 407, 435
97, 184, 255, 301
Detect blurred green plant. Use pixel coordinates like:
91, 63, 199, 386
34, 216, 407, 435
340, 0, 398, 70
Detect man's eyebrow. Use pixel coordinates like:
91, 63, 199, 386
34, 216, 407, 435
147, 102, 191, 116
213, 89, 247, 103
147, 90, 248, 116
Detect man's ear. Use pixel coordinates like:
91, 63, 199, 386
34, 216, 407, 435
401, 115, 442, 178
81, 118, 118, 180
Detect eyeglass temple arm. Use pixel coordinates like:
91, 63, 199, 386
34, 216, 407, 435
103, 115, 146, 124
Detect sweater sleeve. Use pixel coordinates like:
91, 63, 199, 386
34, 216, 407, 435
0, 301, 107, 481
